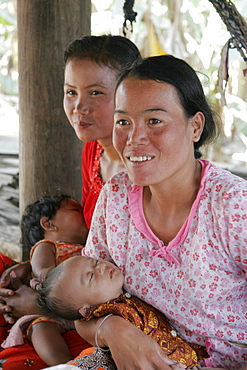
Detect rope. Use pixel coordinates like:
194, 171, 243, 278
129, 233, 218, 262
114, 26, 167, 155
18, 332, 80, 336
208, 0, 247, 105
123, 0, 137, 37
208, 0, 247, 62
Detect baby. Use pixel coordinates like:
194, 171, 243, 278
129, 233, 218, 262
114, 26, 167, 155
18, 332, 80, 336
2, 194, 88, 366
39, 255, 209, 369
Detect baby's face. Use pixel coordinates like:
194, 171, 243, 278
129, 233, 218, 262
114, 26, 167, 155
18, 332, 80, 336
55, 256, 124, 315
52, 199, 88, 244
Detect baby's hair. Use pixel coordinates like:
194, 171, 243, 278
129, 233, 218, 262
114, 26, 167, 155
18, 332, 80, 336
38, 263, 82, 321
20, 194, 72, 251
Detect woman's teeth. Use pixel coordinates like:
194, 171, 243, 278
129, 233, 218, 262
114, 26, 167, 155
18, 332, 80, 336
129, 156, 152, 162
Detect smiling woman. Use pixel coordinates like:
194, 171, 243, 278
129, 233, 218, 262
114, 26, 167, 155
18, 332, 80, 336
63, 58, 117, 144
63, 35, 141, 229
113, 78, 204, 188
77, 55, 247, 370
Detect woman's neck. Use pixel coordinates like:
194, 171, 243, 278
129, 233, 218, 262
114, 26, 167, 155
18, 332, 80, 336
98, 138, 125, 183
98, 138, 120, 161
143, 160, 202, 244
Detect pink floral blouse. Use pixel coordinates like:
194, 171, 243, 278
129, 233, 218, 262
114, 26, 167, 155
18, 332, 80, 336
84, 159, 247, 370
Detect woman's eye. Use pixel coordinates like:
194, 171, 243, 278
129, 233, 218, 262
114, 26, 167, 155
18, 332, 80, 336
91, 90, 103, 96
66, 90, 76, 96
116, 119, 129, 126
149, 118, 161, 124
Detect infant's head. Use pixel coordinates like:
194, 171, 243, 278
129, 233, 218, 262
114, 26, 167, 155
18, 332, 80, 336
21, 195, 88, 250
39, 256, 124, 320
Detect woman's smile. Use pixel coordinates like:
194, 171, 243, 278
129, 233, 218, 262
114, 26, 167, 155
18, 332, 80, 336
127, 155, 154, 163
114, 77, 198, 187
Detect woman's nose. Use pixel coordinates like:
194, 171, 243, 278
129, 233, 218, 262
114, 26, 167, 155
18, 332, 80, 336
127, 125, 148, 146
73, 98, 89, 115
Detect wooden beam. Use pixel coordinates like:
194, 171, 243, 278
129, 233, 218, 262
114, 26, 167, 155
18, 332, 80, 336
17, 0, 91, 260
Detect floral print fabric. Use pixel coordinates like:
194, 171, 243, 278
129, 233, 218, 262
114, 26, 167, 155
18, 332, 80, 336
84, 159, 247, 370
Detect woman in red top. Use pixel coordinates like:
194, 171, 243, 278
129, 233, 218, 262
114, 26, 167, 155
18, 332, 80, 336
63, 35, 141, 228
0, 34, 141, 369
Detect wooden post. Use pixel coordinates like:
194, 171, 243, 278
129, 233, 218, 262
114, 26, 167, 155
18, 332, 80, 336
17, 0, 91, 260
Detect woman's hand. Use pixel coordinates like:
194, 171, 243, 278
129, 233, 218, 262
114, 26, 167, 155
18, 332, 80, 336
0, 272, 40, 320
0, 261, 33, 322
0, 260, 32, 288
76, 315, 186, 370
102, 316, 184, 369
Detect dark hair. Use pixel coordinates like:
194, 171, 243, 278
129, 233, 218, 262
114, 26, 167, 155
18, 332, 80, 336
38, 263, 81, 321
20, 194, 71, 251
116, 55, 219, 157
64, 34, 141, 72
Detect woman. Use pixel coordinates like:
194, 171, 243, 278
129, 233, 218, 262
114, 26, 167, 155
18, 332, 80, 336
73, 55, 247, 370
0, 35, 141, 369
63, 35, 141, 228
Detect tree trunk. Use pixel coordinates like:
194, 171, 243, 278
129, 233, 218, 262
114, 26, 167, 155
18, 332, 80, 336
17, 0, 91, 260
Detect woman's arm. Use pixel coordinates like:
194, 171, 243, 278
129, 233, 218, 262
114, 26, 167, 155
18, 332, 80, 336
75, 315, 182, 370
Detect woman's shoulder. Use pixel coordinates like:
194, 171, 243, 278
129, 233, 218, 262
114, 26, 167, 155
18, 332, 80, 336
201, 160, 247, 207
205, 160, 247, 190
82, 141, 102, 160
106, 171, 131, 185
98, 171, 133, 202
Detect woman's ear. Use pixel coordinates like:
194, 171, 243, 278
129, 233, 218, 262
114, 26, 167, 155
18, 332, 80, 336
190, 112, 205, 142
40, 217, 57, 231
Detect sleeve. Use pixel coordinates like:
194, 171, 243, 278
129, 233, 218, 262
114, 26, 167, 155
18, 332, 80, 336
29, 239, 56, 261
83, 182, 114, 262
217, 181, 247, 275
81, 143, 90, 207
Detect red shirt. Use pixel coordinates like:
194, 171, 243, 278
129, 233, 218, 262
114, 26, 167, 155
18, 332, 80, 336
81, 141, 104, 228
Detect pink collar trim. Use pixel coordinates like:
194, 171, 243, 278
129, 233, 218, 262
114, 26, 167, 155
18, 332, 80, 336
128, 159, 210, 265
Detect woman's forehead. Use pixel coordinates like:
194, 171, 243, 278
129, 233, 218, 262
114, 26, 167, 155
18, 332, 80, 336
115, 78, 179, 106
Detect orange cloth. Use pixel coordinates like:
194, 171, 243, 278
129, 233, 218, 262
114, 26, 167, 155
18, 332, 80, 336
82, 293, 208, 368
30, 239, 83, 265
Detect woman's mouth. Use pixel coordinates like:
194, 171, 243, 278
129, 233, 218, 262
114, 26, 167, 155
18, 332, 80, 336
76, 123, 92, 128
128, 156, 153, 162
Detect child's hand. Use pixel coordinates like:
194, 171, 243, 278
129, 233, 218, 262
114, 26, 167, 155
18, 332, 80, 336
30, 278, 42, 291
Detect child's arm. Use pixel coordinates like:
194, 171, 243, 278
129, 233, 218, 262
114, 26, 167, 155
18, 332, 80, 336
31, 241, 56, 283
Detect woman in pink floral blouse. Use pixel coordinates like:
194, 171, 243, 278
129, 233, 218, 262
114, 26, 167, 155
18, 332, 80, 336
77, 55, 247, 370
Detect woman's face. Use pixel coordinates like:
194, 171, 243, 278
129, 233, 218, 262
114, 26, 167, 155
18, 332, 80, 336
63, 58, 117, 144
113, 77, 204, 188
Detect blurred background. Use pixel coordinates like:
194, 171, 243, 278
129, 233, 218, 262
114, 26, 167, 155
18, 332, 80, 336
1, 0, 247, 163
